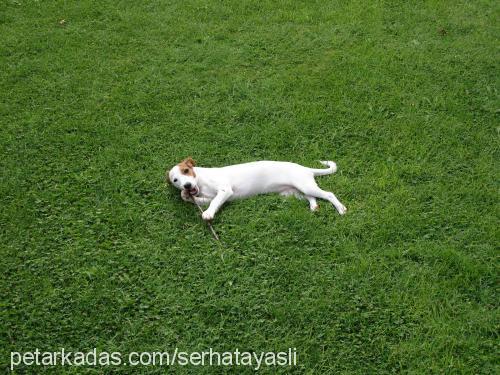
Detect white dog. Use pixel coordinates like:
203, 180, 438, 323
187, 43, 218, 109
167, 157, 347, 221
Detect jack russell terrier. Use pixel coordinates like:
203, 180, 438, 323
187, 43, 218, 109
167, 157, 347, 221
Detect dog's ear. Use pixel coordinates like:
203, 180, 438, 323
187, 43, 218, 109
184, 157, 196, 168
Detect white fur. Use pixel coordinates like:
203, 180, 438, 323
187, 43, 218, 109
168, 160, 346, 221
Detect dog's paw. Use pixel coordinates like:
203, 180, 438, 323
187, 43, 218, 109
310, 204, 319, 212
181, 190, 191, 202
336, 204, 347, 215
202, 210, 214, 221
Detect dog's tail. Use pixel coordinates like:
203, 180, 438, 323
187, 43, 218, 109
310, 161, 338, 176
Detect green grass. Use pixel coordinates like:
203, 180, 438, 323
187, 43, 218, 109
1, 0, 498, 373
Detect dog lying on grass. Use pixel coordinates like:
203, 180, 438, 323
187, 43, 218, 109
167, 157, 347, 221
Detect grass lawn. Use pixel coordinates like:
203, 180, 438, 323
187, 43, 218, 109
1, 0, 498, 373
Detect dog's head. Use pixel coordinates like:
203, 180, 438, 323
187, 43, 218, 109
167, 157, 199, 196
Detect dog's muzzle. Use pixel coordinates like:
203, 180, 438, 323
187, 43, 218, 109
186, 186, 199, 196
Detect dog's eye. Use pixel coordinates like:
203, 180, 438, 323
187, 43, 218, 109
173, 179, 178, 183
183, 168, 189, 174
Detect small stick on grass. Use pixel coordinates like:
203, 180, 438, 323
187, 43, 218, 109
189, 195, 220, 241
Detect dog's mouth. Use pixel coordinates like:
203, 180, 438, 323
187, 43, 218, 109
185, 186, 199, 196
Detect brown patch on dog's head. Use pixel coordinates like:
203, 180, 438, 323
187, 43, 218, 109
178, 157, 196, 177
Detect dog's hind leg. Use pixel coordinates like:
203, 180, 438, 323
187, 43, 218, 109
295, 180, 346, 215
305, 195, 318, 211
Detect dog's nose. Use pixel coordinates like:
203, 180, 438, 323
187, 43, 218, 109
184, 182, 192, 189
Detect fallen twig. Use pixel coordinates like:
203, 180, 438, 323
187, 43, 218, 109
190, 196, 220, 241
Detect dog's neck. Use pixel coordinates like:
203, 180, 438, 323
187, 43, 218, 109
192, 167, 218, 197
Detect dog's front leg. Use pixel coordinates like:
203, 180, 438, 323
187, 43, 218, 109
202, 187, 233, 221
181, 190, 193, 202
193, 196, 212, 206
181, 191, 212, 206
